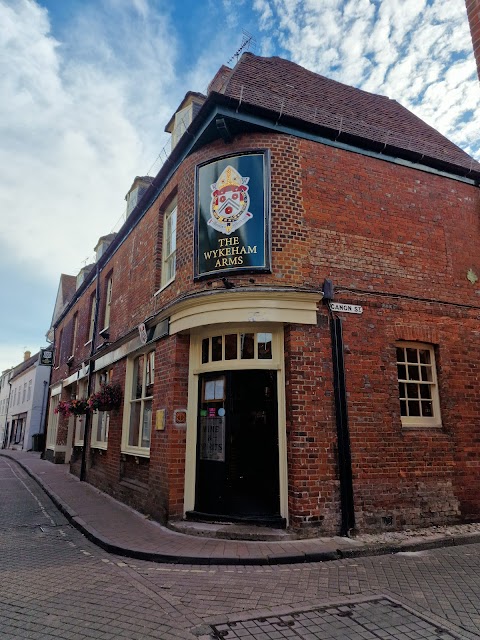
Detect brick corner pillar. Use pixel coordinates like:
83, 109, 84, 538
466, 0, 480, 81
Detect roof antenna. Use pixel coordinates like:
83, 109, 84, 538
227, 30, 256, 66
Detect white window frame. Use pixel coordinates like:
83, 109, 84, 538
121, 350, 155, 456
161, 202, 177, 289
46, 394, 60, 450
396, 341, 441, 428
90, 369, 112, 449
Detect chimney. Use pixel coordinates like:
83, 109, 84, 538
24, 350, 31, 362
466, 0, 480, 81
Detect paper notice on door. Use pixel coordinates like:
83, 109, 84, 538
204, 377, 225, 401
199, 416, 225, 461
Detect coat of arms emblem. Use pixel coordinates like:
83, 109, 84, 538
208, 165, 252, 235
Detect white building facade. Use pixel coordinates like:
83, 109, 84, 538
4, 352, 51, 451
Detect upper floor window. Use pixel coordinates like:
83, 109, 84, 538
55, 329, 63, 367
70, 313, 78, 358
396, 342, 441, 428
161, 203, 177, 288
122, 350, 155, 455
103, 275, 113, 331
27, 380, 32, 401
87, 294, 96, 343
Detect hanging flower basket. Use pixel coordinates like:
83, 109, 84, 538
88, 383, 122, 412
54, 398, 90, 418
55, 400, 73, 418
69, 398, 90, 416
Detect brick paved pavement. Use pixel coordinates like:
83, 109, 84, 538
2, 453, 480, 639
3, 450, 480, 566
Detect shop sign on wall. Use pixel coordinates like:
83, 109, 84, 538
194, 152, 271, 279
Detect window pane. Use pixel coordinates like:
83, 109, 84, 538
258, 333, 273, 359
408, 400, 420, 416
201, 338, 209, 363
422, 401, 433, 417
212, 336, 222, 361
397, 364, 406, 380
406, 383, 419, 398
77, 416, 85, 441
396, 347, 405, 362
418, 349, 431, 365
132, 355, 144, 400
400, 400, 407, 416
128, 402, 141, 446
167, 254, 176, 281
408, 365, 420, 380
224, 334, 237, 360
398, 382, 406, 399
141, 400, 152, 448
240, 333, 254, 359
97, 411, 107, 442
406, 348, 418, 363
419, 385, 432, 400
145, 352, 154, 397
420, 366, 432, 382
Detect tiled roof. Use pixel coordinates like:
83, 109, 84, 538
10, 352, 39, 382
61, 274, 77, 307
220, 54, 480, 177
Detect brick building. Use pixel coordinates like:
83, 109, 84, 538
467, 0, 480, 80
45, 53, 480, 536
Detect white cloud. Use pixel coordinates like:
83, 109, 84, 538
253, 0, 480, 160
0, 0, 180, 284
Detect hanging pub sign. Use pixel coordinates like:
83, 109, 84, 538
194, 151, 271, 279
39, 348, 54, 366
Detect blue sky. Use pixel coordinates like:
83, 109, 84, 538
1, 0, 479, 372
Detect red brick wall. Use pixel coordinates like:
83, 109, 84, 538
467, 0, 480, 81
284, 322, 341, 534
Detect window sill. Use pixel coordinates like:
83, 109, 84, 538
120, 448, 150, 458
401, 422, 443, 430
154, 277, 175, 297
91, 443, 108, 451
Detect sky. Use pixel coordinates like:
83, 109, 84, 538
1, 0, 479, 373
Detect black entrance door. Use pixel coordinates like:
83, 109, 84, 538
194, 369, 280, 522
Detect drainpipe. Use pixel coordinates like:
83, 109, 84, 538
330, 314, 356, 536
80, 264, 101, 482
